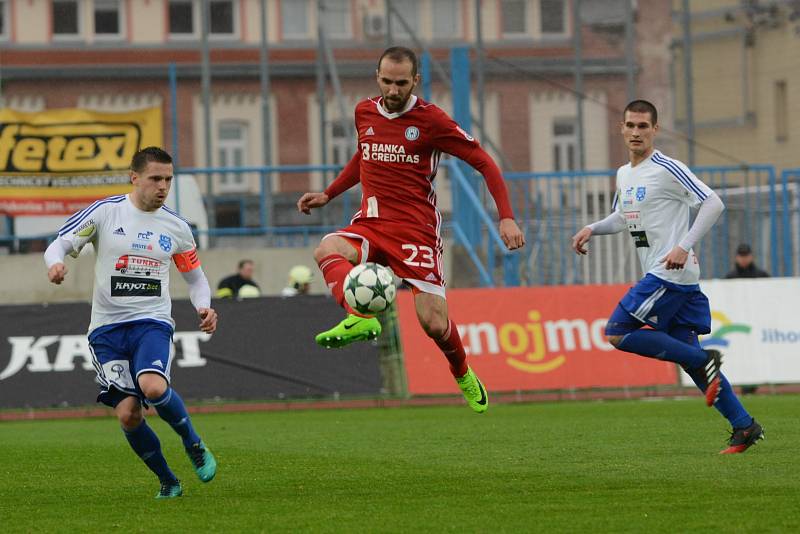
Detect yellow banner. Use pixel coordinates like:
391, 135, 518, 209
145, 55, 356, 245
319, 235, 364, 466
0, 107, 162, 215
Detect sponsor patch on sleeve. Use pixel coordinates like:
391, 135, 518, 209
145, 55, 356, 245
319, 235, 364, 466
73, 219, 96, 237
172, 248, 201, 272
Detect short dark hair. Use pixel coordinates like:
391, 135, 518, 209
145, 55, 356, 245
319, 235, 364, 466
238, 259, 254, 270
131, 146, 173, 173
624, 100, 658, 125
378, 46, 418, 77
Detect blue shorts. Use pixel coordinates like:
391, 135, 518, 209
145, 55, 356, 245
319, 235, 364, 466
605, 273, 711, 336
88, 319, 174, 407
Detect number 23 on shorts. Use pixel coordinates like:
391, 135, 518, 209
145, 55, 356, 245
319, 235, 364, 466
402, 243, 435, 268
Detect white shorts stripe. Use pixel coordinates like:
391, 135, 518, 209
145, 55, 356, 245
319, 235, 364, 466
632, 286, 667, 321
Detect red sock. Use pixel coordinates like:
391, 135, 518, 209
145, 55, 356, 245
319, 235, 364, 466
318, 254, 360, 315
433, 320, 469, 378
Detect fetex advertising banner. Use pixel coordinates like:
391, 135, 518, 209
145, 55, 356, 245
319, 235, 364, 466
0, 107, 162, 216
397, 285, 678, 395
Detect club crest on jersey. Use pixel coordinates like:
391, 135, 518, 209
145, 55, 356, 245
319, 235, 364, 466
159, 234, 172, 252
404, 126, 420, 141
636, 186, 646, 201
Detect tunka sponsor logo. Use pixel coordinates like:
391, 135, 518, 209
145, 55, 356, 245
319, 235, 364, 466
456, 310, 613, 374
360, 142, 420, 163
0, 332, 211, 381
111, 276, 161, 296
115, 255, 161, 276
0, 122, 141, 173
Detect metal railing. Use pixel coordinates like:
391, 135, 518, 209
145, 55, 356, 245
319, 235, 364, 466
500, 165, 797, 285
443, 159, 520, 287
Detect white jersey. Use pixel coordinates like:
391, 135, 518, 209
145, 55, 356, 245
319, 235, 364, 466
57, 194, 197, 334
613, 150, 713, 285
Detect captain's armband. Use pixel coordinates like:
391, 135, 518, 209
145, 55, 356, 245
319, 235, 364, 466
172, 248, 201, 272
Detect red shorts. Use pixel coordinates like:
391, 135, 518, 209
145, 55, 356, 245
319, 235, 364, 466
326, 218, 445, 298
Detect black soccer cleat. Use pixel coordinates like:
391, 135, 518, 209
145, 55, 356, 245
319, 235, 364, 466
703, 349, 723, 407
720, 419, 764, 454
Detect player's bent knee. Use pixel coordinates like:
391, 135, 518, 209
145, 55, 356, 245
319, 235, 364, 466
420, 316, 449, 340
137, 372, 168, 400
117, 407, 143, 430
312, 244, 330, 263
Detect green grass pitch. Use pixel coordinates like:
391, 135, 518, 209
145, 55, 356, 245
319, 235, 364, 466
2, 395, 798, 532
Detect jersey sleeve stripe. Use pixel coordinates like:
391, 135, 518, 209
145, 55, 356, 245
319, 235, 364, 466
59, 194, 125, 228
652, 153, 706, 199
57, 196, 125, 236
611, 192, 619, 210
652, 153, 707, 200
160, 205, 191, 225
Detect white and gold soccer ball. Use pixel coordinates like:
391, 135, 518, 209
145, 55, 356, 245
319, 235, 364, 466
343, 263, 397, 315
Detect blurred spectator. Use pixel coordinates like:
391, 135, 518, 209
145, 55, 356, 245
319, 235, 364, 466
216, 259, 261, 299
281, 265, 313, 297
725, 244, 770, 279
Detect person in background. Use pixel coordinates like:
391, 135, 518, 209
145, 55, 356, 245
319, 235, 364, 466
281, 265, 313, 297
216, 259, 261, 299
725, 243, 770, 278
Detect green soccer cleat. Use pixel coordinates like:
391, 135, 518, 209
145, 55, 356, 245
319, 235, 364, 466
315, 314, 382, 349
155, 479, 183, 499
186, 441, 217, 483
455, 367, 489, 414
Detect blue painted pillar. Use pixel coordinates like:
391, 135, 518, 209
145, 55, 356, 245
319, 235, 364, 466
421, 50, 432, 102
450, 46, 480, 245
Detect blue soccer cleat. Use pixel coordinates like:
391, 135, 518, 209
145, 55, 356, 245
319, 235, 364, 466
156, 478, 183, 499
186, 441, 217, 482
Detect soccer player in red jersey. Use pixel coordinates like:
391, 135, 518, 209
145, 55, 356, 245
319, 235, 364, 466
297, 46, 524, 413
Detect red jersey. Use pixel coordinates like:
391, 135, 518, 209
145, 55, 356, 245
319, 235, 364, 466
325, 95, 514, 230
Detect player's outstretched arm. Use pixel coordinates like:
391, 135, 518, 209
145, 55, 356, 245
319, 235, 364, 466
571, 227, 593, 255
499, 218, 525, 250
197, 307, 218, 334
296, 192, 330, 214
572, 210, 626, 256
43, 237, 74, 284
47, 263, 68, 284
180, 267, 217, 333
298, 150, 362, 215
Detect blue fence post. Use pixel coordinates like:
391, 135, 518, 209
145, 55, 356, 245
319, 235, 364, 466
780, 169, 791, 276
450, 46, 479, 247
421, 50, 432, 102
768, 167, 779, 275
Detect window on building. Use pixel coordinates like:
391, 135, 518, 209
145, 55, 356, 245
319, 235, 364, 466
282, 0, 310, 39
553, 118, 577, 171
210, 0, 235, 36
53, 0, 80, 37
0, 1, 8, 40
169, 0, 195, 35
540, 0, 566, 34
432, 0, 461, 39
329, 120, 353, 167
501, 0, 527, 36
94, 0, 122, 36
390, 0, 419, 39
321, 0, 351, 38
217, 121, 249, 193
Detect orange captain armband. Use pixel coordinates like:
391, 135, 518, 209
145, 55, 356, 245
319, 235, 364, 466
172, 248, 201, 272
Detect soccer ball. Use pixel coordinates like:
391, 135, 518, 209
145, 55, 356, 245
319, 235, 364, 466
344, 263, 397, 315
